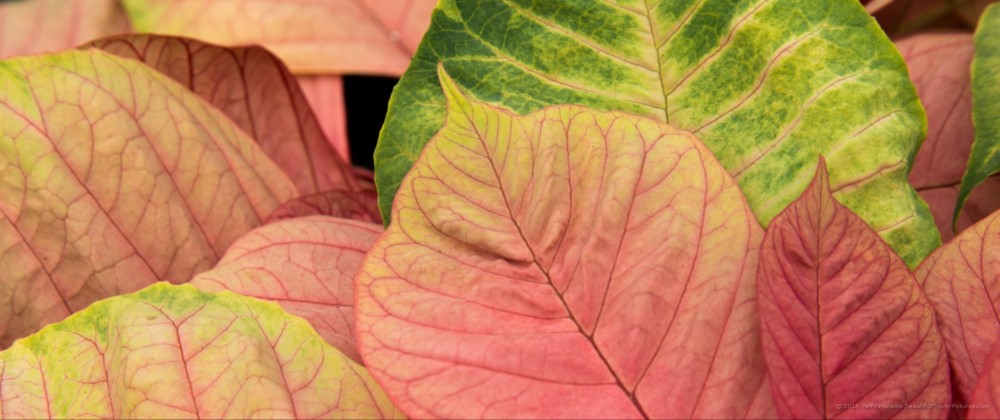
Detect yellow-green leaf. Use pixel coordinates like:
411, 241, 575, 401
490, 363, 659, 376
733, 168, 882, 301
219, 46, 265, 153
0, 283, 402, 419
957, 3, 1000, 226
375, 0, 938, 266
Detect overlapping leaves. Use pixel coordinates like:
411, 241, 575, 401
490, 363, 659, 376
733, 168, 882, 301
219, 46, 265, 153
375, 0, 938, 266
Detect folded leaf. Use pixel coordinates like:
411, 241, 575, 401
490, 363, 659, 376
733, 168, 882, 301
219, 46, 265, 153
121, 0, 435, 75
968, 339, 1000, 419
265, 190, 381, 224
356, 68, 771, 419
757, 159, 950, 419
83, 34, 359, 195
0, 49, 297, 347
0, 283, 401, 419
958, 4, 1000, 224
374, 0, 938, 266
916, 209, 1000, 406
897, 33, 1000, 241
0, 0, 129, 59
192, 216, 382, 362
298, 76, 351, 162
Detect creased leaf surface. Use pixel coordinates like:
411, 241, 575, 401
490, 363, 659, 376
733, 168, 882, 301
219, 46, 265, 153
959, 4, 1000, 223
0, 49, 297, 347
83, 34, 358, 194
356, 68, 771, 419
757, 159, 950, 419
374, 0, 937, 266
0, 283, 401, 419
192, 216, 382, 362
916, 209, 1000, 406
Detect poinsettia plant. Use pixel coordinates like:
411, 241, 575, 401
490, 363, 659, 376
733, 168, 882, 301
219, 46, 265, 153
0, 0, 998, 419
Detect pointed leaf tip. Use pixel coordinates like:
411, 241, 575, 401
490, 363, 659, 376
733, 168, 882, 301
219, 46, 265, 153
758, 157, 950, 419
437, 64, 475, 119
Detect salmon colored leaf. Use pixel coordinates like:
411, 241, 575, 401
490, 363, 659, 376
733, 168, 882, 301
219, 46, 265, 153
916, 209, 1000, 406
298, 76, 350, 162
375, 0, 938, 267
82, 34, 359, 194
0, 0, 129, 60
356, 67, 771, 419
264, 190, 381, 224
968, 339, 1000, 419
0, 283, 402, 419
0, 49, 298, 348
191, 216, 382, 362
897, 33, 1000, 241
120, 0, 436, 76
958, 4, 1000, 226
757, 158, 950, 419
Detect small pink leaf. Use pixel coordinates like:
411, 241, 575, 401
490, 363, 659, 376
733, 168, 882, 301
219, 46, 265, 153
84, 34, 359, 194
192, 216, 382, 363
968, 339, 1000, 419
757, 158, 951, 419
264, 190, 381, 224
356, 67, 771, 419
916, 209, 1000, 407
0, 49, 297, 347
298, 76, 350, 162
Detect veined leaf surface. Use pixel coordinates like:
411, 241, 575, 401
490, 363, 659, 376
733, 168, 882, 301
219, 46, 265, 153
757, 159, 950, 419
264, 190, 381, 224
0, 50, 297, 347
0, 283, 401, 419
0, 0, 129, 60
968, 339, 1000, 419
916, 210, 1000, 406
958, 4, 1000, 224
83, 34, 360, 195
356, 68, 772, 419
897, 33, 1000, 241
192, 216, 383, 362
374, 0, 937, 266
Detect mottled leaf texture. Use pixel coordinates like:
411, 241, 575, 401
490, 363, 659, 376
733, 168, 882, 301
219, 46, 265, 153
0, 50, 298, 347
959, 4, 1000, 223
898, 33, 1000, 241
264, 190, 382, 225
758, 159, 951, 419
120, 0, 436, 75
0, 283, 402, 419
0, 0, 130, 60
356, 68, 772, 419
968, 339, 1000, 419
192, 216, 382, 363
84, 34, 360, 194
916, 210, 1000, 406
374, 0, 937, 266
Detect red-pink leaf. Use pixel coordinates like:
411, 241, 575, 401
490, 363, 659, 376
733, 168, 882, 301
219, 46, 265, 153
0, 0, 129, 59
192, 216, 381, 363
898, 33, 1000, 241
757, 158, 950, 419
916, 210, 1000, 407
264, 190, 381, 224
83, 34, 359, 194
0, 49, 298, 347
355, 68, 771, 419
968, 339, 1000, 419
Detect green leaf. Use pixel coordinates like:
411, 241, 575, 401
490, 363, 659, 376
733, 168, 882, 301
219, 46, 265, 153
957, 3, 1000, 227
0, 283, 403, 419
375, 0, 938, 266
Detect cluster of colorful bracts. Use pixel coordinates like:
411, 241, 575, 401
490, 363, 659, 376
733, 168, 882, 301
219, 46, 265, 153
0, 0, 998, 419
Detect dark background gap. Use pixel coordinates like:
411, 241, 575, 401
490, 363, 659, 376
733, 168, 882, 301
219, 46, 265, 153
343, 75, 399, 170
